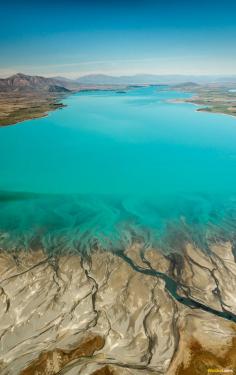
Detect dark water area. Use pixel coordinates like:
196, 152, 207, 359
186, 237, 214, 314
0, 192, 236, 255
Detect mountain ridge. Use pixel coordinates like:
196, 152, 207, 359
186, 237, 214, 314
0, 73, 71, 93
76, 73, 236, 85
2, 72, 236, 90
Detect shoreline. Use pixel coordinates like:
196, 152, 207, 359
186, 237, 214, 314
167, 97, 236, 119
0, 103, 66, 127
1, 86, 236, 128
168, 86, 236, 119
0, 84, 141, 127
0, 92, 68, 127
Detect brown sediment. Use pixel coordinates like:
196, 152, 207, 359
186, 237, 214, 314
176, 338, 236, 375
1, 243, 236, 375
20, 335, 105, 375
91, 366, 116, 375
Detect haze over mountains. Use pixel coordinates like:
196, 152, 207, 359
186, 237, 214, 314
1, 73, 236, 94
75, 73, 236, 85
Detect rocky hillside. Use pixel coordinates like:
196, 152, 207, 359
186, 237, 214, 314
0, 73, 71, 93
0, 73, 127, 127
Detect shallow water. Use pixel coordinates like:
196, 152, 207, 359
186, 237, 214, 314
1, 86, 236, 251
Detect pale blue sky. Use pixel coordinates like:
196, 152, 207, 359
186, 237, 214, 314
1, 0, 236, 78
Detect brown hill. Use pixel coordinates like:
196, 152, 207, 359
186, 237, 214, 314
0, 73, 71, 93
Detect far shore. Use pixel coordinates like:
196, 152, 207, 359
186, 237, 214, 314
0, 84, 135, 127
168, 84, 236, 118
1, 83, 236, 128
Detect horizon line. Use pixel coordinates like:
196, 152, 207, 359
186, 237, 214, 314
1, 71, 236, 80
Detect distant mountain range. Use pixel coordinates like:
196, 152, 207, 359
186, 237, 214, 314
1, 73, 236, 94
76, 74, 160, 85
76, 73, 236, 85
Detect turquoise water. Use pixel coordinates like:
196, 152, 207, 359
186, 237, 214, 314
1, 86, 236, 252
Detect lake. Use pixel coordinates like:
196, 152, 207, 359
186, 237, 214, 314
1, 86, 236, 252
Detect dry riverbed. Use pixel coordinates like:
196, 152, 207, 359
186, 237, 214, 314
0, 241, 236, 374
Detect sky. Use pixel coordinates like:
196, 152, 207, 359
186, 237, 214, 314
1, 0, 236, 78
